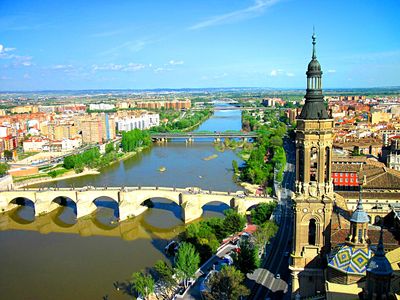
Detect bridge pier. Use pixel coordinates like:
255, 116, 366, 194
76, 200, 97, 219
34, 198, 55, 216
214, 137, 220, 143
185, 138, 193, 144
119, 203, 148, 221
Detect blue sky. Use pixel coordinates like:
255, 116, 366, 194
0, 0, 399, 90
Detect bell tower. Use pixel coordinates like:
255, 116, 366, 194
290, 31, 335, 298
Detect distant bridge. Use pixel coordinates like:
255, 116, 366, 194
0, 186, 274, 223
151, 132, 258, 142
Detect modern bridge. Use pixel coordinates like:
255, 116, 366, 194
151, 132, 258, 142
0, 186, 274, 223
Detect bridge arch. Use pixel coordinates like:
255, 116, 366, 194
49, 196, 77, 213
8, 197, 36, 224
200, 198, 236, 215
49, 196, 78, 227
139, 196, 184, 224
92, 196, 120, 219
134, 190, 183, 207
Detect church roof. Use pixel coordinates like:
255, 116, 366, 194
328, 244, 372, 275
367, 229, 393, 276
297, 32, 330, 121
350, 187, 369, 223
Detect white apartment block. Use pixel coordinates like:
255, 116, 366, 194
116, 113, 160, 132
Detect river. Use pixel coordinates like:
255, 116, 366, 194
0, 108, 245, 300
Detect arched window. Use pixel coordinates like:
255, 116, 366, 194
298, 147, 304, 182
308, 219, 316, 245
325, 147, 330, 183
310, 147, 318, 182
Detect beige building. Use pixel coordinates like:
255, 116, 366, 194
10, 105, 39, 114
41, 122, 78, 140
79, 113, 115, 144
371, 111, 392, 124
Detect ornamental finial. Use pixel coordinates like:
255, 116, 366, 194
312, 27, 317, 59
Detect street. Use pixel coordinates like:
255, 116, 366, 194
247, 137, 295, 300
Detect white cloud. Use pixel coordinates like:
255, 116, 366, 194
23, 73, 31, 79
327, 69, 336, 73
270, 69, 278, 76
286, 72, 295, 77
51, 64, 73, 70
154, 67, 173, 73
92, 63, 146, 72
99, 40, 148, 57
169, 60, 184, 65
189, 0, 281, 30
201, 73, 228, 80
124, 63, 146, 71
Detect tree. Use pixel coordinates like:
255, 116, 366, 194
232, 160, 239, 174
0, 162, 10, 176
233, 239, 260, 275
251, 203, 277, 225
105, 142, 114, 154
253, 221, 278, 250
174, 242, 200, 288
153, 260, 178, 300
222, 209, 246, 236
3, 150, 13, 161
204, 266, 249, 300
63, 155, 76, 169
130, 271, 155, 300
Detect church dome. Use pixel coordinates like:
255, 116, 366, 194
307, 59, 322, 73
350, 188, 370, 224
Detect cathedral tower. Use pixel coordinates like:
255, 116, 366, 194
290, 31, 335, 297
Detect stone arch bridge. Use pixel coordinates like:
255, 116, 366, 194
0, 186, 274, 223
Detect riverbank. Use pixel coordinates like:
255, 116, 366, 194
15, 168, 100, 188
14, 148, 145, 188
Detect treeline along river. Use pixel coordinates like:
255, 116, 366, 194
0, 108, 246, 299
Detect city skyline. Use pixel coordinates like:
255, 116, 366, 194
1, 0, 399, 91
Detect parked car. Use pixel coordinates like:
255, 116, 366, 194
164, 240, 180, 257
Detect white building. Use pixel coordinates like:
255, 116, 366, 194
23, 138, 49, 152
61, 137, 82, 151
116, 113, 160, 132
89, 103, 115, 111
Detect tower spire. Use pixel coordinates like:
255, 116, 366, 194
312, 27, 317, 59
375, 226, 385, 257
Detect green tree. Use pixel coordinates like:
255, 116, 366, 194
153, 260, 178, 299
204, 266, 250, 300
174, 242, 200, 288
105, 142, 114, 153
253, 221, 278, 251
251, 203, 277, 226
3, 150, 13, 161
63, 155, 76, 169
233, 239, 260, 275
0, 162, 10, 176
222, 209, 246, 236
232, 160, 239, 174
130, 271, 155, 300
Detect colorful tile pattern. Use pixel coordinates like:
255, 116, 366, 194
328, 245, 372, 275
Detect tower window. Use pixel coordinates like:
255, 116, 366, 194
310, 147, 318, 182
308, 219, 316, 245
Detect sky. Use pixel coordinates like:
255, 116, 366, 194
0, 0, 399, 91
